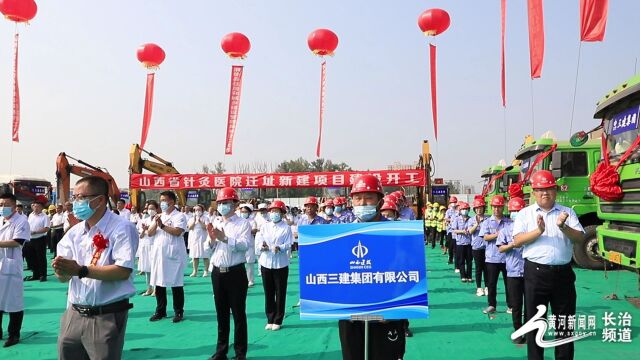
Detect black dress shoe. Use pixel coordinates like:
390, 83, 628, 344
3, 337, 19, 347
172, 313, 184, 323
23, 276, 37, 281
208, 355, 228, 360
512, 336, 526, 345
39, 276, 47, 282
149, 313, 166, 322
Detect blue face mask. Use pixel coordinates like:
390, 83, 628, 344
334, 206, 342, 213
160, 201, 169, 213
510, 212, 519, 220
325, 208, 334, 216
240, 212, 250, 219
218, 203, 233, 216
269, 212, 282, 223
1, 206, 13, 218
73, 198, 98, 221
353, 205, 377, 222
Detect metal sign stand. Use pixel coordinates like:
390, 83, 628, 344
351, 314, 383, 360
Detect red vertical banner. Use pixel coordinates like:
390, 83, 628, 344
429, 44, 438, 140
527, 0, 544, 79
580, 0, 608, 42
500, 0, 506, 107
12, 33, 20, 142
139, 73, 155, 149
225, 65, 244, 155
317, 61, 326, 157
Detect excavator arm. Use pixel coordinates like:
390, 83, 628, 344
129, 144, 186, 209
56, 152, 121, 207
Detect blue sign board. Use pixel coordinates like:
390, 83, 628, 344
432, 186, 447, 196
610, 106, 639, 135
298, 221, 428, 320
187, 191, 199, 199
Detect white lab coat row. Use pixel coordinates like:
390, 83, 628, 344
0, 214, 31, 312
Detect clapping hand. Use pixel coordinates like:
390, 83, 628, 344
207, 223, 226, 242
537, 215, 545, 233
556, 211, 569, 228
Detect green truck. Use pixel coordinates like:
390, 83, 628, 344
480, 164, 520, 215
514, 136, 604, 269
576, 74, 640, 270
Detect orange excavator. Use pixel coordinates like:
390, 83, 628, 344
129, 144, 187, 209
56, 152, 122, 207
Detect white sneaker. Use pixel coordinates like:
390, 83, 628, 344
454, 269, 460, 273
202, 271, 209, 277
265, 324, 273, 330
271, 324, 281, 331
189, 272, 197, 277
476, 288, 484, 296
484, 287, 489, 296
506, 308, 513, 314
248, 282, 254, 287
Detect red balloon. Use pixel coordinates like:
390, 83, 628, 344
308, 29, 339, 56
221, 32, 251, 59
0, 0, 37, 23
418, 9, 450, 36
137, 43, 165, 69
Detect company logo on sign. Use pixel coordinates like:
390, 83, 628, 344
352, 241, 368, 258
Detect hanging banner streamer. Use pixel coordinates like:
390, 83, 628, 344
527, 0, 544, 79
225, 65, 244, 155
317, 61, 327, 157
500, 0, 506, 107
429, 44, 438, 140
12, 33, 20, 142
130, 169, 426, 190
580, 0, 608, 42
139, 73, 155, 149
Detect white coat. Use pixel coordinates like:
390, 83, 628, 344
136, 216, 156, 273
187, 213, 210, 259
0, 213, 30, 312
150, 208, 187, 287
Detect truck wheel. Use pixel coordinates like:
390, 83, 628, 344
573, 225, 604, 270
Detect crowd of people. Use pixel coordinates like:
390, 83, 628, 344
0, 169, 585, 360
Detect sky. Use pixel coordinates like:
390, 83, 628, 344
1, 0, 639, 193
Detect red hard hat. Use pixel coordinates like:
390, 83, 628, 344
304, 196, 319, 206
490, 195, 506, 207
385, 194, 399, 203
472, 198, 486, 208
125, 203, 132, 210
530, 170, 557, 189
34, 195, 48, 205
333, 197, 345, 206
216, 187, 239, 202
508, 197, 526, 212
350, 175, 384, 196
323, 199, 334, 207
268, 200, 287, 212
449, 196, 458, 203
458, 201, 470, 210
381, 200, 398, 212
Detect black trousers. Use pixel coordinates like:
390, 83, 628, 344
428, 227, 436, 248
0, 310, 24, 339
211, 264, 248, 358
506, 276, 525, 331
50, 228, 64, 257
524, 260, 576, 360
30, 237, 48, 279
260, 266, 289, 325
338, 320, 406, 360
472, 249, 487, 289
154, 286, 184, 316
22, 241, 34, 270
485, 262, 508, 308
455, 244, 472, 279
438, 230, 445, 247
446, 233, 455, 264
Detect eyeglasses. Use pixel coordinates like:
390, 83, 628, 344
70, 194, 101, 202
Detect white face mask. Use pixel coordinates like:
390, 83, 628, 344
195, 211, 203, 217
147, 209, 157, 217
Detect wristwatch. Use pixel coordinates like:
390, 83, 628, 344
160, 223, 165, 229
78, 265, 89, 279
558, 222, 566, 230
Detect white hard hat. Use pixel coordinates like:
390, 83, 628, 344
257, 203, 268, 210
239, 203, 254, 211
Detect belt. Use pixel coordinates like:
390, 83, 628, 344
525, 259, 571, 271
72, 299, 133, 317
212, 263, 244, 274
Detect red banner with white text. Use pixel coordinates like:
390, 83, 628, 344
225, 65, 244, 155
130, 170, 425, 190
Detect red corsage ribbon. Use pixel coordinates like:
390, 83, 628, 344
90, 233, 109, 266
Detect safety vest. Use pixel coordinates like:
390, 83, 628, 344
436, 213, 445, 232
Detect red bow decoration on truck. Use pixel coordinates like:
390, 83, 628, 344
590, 135, 640, 201
90, 233, 109, 266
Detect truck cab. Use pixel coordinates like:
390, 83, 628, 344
514, 136, 603, 269
480, 165, 520, 215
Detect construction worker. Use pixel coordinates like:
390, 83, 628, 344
380, 199, 399, 221
497, 197, 527, 344
339, 174, 406, 360
436, 205, 447, 253
428, 202, 440, 249
322, 200, 340, 224
297, 197, 327, 226
422, 200, 431, 244
396, 191, 416, 220
333, 197, 353, 223
444, 197, 459, 266
467, 198, 488, 296
451, 201, 473, 282
513, 170, 584, 359
479, 195, 509, 315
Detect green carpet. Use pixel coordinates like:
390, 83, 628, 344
3, 248, 639, 359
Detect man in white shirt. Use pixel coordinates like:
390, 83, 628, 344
27, 198, 50, 282
0, 192, 31, 347
50, 204, 65, 257
62, 202, 78, 234
206, 187, 250, 360
115, 200, 131, 220
52, 176, 138, 360
148, 191, 188, 323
